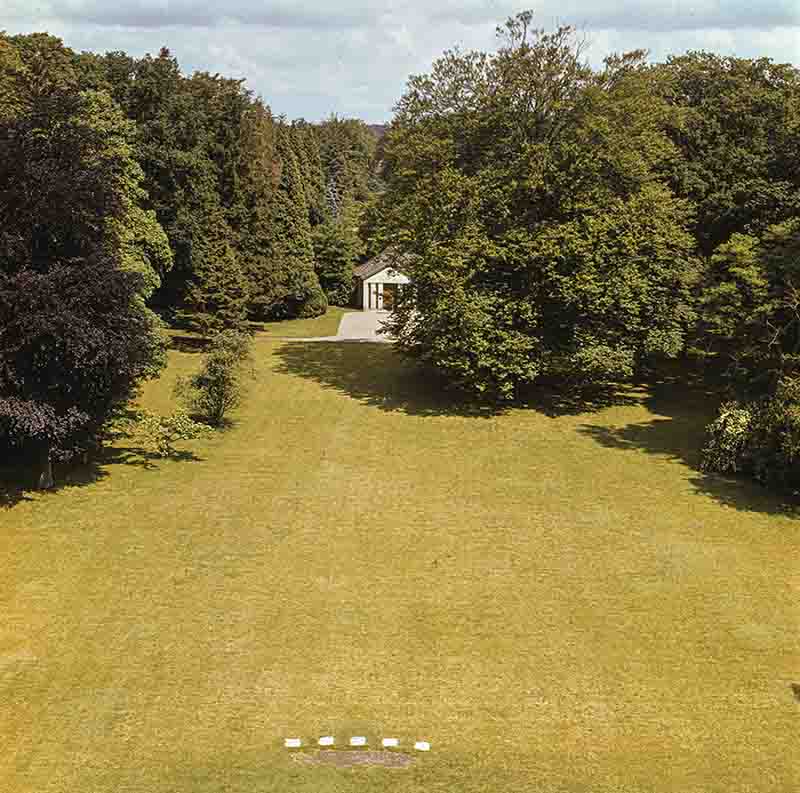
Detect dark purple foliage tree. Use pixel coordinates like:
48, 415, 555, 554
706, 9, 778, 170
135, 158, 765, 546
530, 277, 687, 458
0, 35, 167, 488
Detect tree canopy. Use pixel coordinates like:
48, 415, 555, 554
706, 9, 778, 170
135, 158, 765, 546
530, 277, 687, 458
3, 16, 799, 494
372, 18, 700, 399
654, 52, 800, 256
0, 41, 171, 485
62, 43, 380, 324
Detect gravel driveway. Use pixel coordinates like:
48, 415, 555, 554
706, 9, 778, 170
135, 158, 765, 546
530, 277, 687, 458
335, 311, 392, 340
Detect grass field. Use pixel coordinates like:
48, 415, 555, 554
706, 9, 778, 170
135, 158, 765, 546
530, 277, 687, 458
1, 333, 797, 793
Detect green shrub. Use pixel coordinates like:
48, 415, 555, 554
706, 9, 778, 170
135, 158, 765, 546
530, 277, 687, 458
320, 277, 355, 308
700, 401, 754, 475
175, 331, 254, 426
123, 410, 209, 459
297, 289, 329, 318
748, 378, 800, 490
702, 377, 800, 491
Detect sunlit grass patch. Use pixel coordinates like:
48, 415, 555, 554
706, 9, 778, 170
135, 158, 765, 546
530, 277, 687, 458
1, 340, 797, 793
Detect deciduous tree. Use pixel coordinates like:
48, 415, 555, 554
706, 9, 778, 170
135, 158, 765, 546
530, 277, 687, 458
0, 46, 170, 487
373, 15, 698, 399
654, 52, 800, 255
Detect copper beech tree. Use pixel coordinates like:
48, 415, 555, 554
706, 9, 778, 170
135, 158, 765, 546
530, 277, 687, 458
0, 37, 171, 488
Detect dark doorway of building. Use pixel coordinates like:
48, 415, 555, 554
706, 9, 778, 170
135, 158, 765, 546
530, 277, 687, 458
383, 284, 399, 310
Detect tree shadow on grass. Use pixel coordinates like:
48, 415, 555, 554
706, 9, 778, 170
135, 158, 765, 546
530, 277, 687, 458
0, 444, 203, 510
97, 445, 205, 471
274, 341, 504, 418
578, 378, 800, 517
0, 476, 35, 509
274, 341, 647, 419
0, 458, 112, 510
518, 380, 645, 417
275, 342, 661, 421
169, 334, 210, 354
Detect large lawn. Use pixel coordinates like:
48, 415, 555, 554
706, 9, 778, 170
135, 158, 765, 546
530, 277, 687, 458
1, 338, 797, 793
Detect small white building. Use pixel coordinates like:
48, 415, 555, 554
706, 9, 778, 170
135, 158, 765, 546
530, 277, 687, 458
353, 250, 411, 311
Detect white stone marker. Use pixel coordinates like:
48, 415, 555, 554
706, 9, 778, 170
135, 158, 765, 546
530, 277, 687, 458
318, 736, 335, 747
350, 736, 367, 747
414, 741, 431, 752
382, 738, 399, 748
284, 738, 302, 749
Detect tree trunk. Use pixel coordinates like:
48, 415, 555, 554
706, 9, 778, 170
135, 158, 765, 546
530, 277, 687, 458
37, 444, 55, 490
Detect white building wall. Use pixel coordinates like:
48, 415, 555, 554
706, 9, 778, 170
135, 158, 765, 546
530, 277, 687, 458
361, 267, 411, 310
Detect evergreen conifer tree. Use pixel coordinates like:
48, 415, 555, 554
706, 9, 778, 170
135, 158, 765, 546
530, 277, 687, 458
312, 201, 364, 306
232, 100, 280, 321
185, 207, 250, 336
291, 121, 327, 225
260, 125, 327, 319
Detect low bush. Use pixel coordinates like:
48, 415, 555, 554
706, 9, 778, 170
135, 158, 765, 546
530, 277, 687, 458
700, 402, 754, 475
120, 409, 209, 459
701, 377, 800, 492
297, 289, 329, 318
175, 330, 254, 426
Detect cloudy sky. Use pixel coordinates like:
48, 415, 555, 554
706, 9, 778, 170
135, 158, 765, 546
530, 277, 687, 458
3, 1, 799, 121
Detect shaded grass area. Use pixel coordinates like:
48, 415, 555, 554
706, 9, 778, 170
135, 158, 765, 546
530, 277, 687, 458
272, 341, 800, 515
273, 341, 502, 418
577, 378, 800, 517
1, 447, 204, 510
1, 340, 797, 793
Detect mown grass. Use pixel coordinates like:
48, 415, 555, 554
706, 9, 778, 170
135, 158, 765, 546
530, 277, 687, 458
1, 341, 797, 793
164, 307, 350, 357
251, 305, 349, 338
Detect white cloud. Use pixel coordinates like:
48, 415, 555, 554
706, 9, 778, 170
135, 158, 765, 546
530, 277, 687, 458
2, 1, 798, 121
539, 0, 800, 31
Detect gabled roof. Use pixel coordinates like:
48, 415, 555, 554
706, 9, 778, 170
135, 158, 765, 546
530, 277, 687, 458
354, 248, 413, 281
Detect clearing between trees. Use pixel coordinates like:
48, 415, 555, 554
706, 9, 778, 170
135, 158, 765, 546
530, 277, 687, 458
1, 337, 796, 793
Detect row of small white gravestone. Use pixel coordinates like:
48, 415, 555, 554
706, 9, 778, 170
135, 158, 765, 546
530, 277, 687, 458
285, 736, 431, 751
